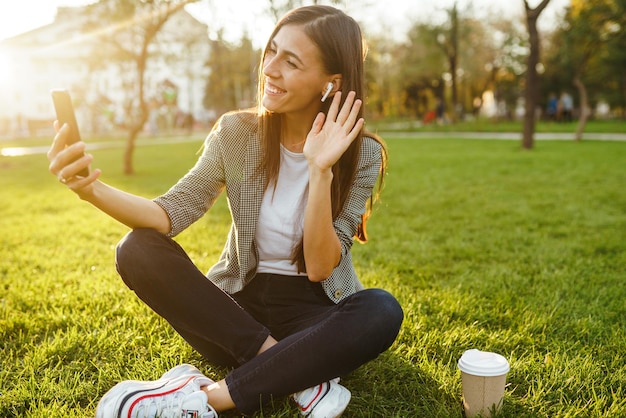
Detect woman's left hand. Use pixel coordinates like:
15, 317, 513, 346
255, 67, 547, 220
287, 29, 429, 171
304, 91, 364, 170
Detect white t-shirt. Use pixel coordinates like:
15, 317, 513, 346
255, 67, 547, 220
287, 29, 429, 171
256, 145, 309, 276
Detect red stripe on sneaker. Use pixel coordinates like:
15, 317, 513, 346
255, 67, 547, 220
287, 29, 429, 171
299, 382, 328, 413
126, 376, 195, 418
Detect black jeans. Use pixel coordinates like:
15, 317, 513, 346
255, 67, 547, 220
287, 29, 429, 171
115, 228, 403, 414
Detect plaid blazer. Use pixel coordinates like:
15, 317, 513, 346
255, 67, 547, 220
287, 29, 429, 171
154, 110, 382, 303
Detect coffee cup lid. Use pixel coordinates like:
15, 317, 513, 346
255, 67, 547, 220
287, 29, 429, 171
458, 349, 510, 376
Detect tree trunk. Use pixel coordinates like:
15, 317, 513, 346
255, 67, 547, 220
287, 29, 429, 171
124, 52, 149, 175
622, 73, 626, 120
450, 2, 459, 121
119, 0, 191, 175
450, 53, 458, 122
522, 22, 538, 151
522, 0, 551, 150
123, 133, 136, 175
573, 76, 588, 142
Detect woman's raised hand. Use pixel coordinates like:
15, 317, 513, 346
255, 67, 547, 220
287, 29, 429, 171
304, 91, 364, 170
47, 121, 100, 195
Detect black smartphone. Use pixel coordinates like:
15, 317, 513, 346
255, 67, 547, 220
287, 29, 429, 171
50, 89, 89, 177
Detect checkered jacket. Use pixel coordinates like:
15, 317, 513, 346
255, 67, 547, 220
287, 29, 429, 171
154, 111, 382, 303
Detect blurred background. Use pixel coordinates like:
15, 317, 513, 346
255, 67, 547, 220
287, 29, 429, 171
0, 0, 623, 141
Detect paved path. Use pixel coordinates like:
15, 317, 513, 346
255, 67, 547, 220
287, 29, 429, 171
1, 136, 201, 157
382, 131, 626, 141
2, 131, 625, 157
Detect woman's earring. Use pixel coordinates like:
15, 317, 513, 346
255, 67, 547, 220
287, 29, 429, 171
321, 82, 333, 102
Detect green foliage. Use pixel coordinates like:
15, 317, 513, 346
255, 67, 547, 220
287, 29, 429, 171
365, 4, 538, 121
1, 137, 625, 417
204, 32, 260, 115
543, 0, 626, 112
600, 0, 626, 112
362, 0, 625, 120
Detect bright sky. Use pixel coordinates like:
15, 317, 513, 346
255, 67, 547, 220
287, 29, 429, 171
0, 0, 571, 44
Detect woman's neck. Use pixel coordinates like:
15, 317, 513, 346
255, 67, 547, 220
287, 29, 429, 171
280, 113, 312, 153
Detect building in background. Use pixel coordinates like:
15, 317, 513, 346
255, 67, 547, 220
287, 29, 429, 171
0, 4, 210, 138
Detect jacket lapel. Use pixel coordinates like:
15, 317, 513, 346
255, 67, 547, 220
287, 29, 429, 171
238, 131, 265, 280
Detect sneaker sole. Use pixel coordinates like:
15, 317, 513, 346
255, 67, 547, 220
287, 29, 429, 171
96, 379, 159, 418
96, 377, 195, 418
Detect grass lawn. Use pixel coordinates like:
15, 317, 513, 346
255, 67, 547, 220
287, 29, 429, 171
1, 135, 625, 417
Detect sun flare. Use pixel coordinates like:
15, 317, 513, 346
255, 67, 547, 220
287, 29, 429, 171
0, 51, 11, 85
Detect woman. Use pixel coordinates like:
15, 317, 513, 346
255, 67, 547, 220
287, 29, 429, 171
48, 5, 403, 417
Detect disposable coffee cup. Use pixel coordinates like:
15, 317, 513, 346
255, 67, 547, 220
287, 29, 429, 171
458, 349, 510, 417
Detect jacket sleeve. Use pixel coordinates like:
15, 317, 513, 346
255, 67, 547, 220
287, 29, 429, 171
333, 137, 383, 255
153, 125, 226, 237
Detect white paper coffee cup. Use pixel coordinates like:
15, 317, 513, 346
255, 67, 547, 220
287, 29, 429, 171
458, 349, 510, 417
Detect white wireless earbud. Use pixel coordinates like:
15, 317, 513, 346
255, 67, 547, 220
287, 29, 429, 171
321, 82, 333, 102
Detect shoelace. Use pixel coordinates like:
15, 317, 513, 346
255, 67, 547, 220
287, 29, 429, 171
132, 392, 183, 418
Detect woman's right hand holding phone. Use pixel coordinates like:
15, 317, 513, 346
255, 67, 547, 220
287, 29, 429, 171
47, 121, 171, 233
47, 121, 101, 196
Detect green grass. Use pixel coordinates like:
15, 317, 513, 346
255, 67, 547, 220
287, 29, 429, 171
1, 136, 625, 417
2, 117, 625, 149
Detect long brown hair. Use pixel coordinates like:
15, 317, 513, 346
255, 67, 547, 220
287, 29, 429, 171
256, 6, 387, 272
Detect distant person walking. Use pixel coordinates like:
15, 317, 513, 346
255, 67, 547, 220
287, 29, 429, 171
546, 93, 558, 121
436, 97, 446, 125
560, 92, 574, 122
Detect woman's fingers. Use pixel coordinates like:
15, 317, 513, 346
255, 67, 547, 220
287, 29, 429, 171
61, 168, 101, 191
325, 91, 362, 132
48, 123, 92, 182
342, 97, 362, 135
47, 121, 98, 193
325, 90, 342, 122
47, 122, 69, 162
335, 91, 357, 125
56, 150, 92, 181
346, 115, 365, 139
49, 141, 86, 174
310, 111, 326, 136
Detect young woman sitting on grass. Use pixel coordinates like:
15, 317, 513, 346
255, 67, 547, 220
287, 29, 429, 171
47, 5, 403, 417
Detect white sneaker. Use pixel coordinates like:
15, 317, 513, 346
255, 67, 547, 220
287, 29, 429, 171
95, 373, 218, 418
292, 380, 351, 418
160, 363, 206, 380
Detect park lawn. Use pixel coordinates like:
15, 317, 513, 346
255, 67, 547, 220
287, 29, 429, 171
2, 117, 626, 149
0, 135, 625, 417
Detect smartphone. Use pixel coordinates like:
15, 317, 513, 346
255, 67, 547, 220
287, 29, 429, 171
51, 89, 89, 177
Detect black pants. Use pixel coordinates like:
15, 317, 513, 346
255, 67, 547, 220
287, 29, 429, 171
115, 228, 403, 414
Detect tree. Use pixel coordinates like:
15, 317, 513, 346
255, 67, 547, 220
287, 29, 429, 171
596, 0, 626, 119
266, 0, 342, 21
365, 33, 406, 119
482, 17, 528, 119
522, 0, 551, 150
543, 0, 625, 134
84, 0, 198, 174
563, 0, 616, 140
397, 3, 522, 121
397, 22, 447, 119
203, 31, 259, 116
435, 2, 460, 120
267, 0, 300, 21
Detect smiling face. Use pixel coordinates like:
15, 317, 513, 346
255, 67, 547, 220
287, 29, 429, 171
261, 24, 338, 122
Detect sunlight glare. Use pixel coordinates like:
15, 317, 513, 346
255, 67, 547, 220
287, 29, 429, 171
0, 2, 57, 41
0, 51, 11, 86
